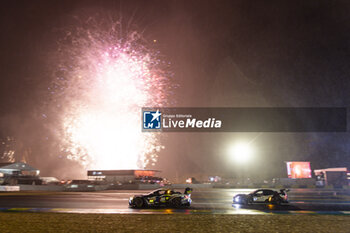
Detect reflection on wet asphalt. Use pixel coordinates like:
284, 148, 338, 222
0, 188, 350, 214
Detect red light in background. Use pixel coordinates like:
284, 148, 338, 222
286, 161, 311, 179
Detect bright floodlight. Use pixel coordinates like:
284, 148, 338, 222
229, 142, 253, 164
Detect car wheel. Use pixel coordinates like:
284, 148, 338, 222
9, 178, 17, 185
171, 198, 182, 208
273, 198, 281, 205
134, 197, 144, 208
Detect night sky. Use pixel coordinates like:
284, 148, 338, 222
0, 0, 349, 180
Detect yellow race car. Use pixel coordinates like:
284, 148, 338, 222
129, 188, 192, 208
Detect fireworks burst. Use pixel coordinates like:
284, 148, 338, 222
48, 13, 171, 170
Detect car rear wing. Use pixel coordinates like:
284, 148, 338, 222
184, 187, 193, 194
279, 189, 290, 194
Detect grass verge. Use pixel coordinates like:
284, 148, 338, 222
0, 213, 349, 233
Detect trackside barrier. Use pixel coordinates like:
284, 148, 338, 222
172, 184, 214, 189
138, 184, 161, 190
213, 184, 318, 189
19, 185, 64, 191
0, 186, 20, 192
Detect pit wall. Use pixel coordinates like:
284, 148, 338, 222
19, 185, 64, 191
170, 184, 214, 189
0, 186, 20, 191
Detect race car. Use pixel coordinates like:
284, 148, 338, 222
233, 189, 289, 205
129, 188, 192, 208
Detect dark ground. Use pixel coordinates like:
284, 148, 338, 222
0, 213, 349, 233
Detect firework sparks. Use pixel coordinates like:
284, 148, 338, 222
49, 14, 170, 170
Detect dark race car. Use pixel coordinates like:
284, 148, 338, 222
233, 189, 289, 205
129, 188, 192, 208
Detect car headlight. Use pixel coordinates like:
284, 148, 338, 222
234, 196, 240, 202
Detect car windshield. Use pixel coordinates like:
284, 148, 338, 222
148, 189, 167, 195
249, 190, 261, 195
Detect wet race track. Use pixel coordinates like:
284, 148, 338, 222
0, 189, 350, 215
